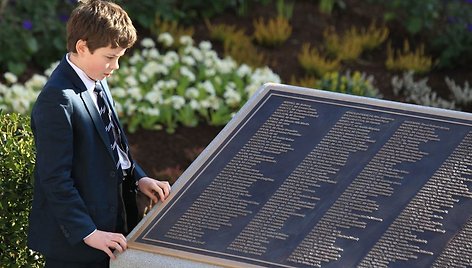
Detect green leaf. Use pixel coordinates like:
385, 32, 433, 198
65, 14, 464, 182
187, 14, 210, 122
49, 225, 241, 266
406, 17, 423, 34
25, 37, 39, 53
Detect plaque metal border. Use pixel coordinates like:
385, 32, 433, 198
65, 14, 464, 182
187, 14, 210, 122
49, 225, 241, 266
127, 83, 472, 267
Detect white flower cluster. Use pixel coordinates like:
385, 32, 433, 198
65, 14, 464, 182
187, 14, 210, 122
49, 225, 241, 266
108, 33, 281, 132
0, 72, 45, 114
0, 33, 280, 133
392, 71, 456, 110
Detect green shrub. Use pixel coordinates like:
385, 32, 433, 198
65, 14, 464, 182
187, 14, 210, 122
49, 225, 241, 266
0, 112, 43, 267
108, 35, 280, 133
368, 0, 472, 68
253, 16, 292, 47
290, 71, 381, 98
0, 0, 73, 75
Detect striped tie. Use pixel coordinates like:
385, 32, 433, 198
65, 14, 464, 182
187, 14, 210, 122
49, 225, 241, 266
94, 82, 121, 170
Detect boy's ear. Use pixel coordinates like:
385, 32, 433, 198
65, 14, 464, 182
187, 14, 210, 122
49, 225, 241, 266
75, 39, 89, 55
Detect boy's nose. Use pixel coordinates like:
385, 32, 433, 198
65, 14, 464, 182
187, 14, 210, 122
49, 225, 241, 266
110, 59, 119, 70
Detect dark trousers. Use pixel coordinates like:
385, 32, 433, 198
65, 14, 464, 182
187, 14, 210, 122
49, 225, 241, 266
45, 257, 109, 268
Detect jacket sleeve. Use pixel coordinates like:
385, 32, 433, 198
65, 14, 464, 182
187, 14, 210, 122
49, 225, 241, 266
32, 87, 96, 245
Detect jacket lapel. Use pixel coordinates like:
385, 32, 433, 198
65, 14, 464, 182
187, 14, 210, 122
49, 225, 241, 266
57, 55, 118, 165
81, 91, 115, 159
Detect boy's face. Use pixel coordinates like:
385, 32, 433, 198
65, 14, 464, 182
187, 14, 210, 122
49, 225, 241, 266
76, 41, 126, 81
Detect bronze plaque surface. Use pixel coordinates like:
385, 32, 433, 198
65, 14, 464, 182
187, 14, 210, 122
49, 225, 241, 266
129, 83, 472, 267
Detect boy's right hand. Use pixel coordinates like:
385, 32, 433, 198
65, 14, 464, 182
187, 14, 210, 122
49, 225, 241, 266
83, 230, 127, 259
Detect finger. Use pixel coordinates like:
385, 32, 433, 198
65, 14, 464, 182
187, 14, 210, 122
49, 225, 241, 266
144, 188, 158, 203
116, 235, 127, 250
104, 247, 116, 260
154, 186, 165, 202
161, 182, 171, 197
113, 242, 124, 253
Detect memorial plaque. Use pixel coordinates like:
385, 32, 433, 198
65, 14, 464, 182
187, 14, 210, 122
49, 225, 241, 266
129, 83, 472, 267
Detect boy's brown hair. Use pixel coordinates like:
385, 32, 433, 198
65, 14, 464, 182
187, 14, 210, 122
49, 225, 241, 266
66, 0, 137, 53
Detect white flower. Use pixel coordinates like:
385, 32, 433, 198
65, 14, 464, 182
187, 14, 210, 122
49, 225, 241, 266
185, 87, 199, 99
111, 87, 127, 98
237, 64, 252, 78
141, 38, 155, 48
181, 55, 196, 66
216, 57, 237, 74
199, 99, 210, 109
128, 87, 142, 100
148, 48, 160, 59
142, 61, 161, 77
125, 76, 138, 87
199, 41, 212, 51
200, 81, 215, 95
45, 61, 59, 77
25, 74, 47, 89
162, 51, 179, 67
224, 87, 241, 107
158, 32, 174, 47
180, 66, 196, 82
115, 102, 123, 114
145, 89, 163, 104
179, 35, 194, 47
139, 73, 148, 83
145, 107, 160, 116
189, 99, 200, 110
187, 47, 203, 62
165, 80, 178, 90
4, 72, 17, 84
129, 53, 144, 65
170, 95, 186, 109
245, 84, 259, 97
207, 95, 221, 110
203, 58, 213, 68
205, 68, 216, 77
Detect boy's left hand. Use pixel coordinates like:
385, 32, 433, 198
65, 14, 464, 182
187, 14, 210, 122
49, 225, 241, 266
137, 177, 171, 203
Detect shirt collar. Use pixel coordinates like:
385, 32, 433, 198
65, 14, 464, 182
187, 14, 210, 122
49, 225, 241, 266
66, 53, 97, 93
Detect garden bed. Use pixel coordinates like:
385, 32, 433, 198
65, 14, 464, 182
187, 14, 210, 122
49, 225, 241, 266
128, 0, 472, 182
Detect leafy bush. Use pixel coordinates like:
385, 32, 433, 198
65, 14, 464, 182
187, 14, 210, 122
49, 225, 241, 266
391, 71, 455, 109
0, 112, 43, 267
108, 34, 280, 133
385, 40, 434, 74
291, 71, 380, 98
118, 0, 271, 28
317, 71, 380, 97
368, 0, 472, 68
297, 43, 341, 77
323, 23, 388, 62
393, 72, 472, 112
0, 0, 73, 75
446, 78, 472, 106
151, 17, 195, 49
323, 27, 364, 61
319, 0, 346, 14
0, 34, 280, 133
275, 0, 295, 19
206, 20, 266, 67
358, 22, 390, 51
0, 72, 45, 114
253, 16, 292, 47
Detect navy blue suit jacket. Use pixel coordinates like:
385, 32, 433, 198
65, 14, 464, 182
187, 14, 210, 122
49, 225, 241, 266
27, 56, 146, 262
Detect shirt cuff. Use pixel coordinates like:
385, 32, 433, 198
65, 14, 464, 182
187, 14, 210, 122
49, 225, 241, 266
83, 229, 97, 241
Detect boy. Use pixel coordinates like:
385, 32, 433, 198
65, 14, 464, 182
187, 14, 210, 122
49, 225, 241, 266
27, 0, 171, 267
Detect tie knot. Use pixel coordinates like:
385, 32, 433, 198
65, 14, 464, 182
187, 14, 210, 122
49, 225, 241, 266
94, 82, 103, 93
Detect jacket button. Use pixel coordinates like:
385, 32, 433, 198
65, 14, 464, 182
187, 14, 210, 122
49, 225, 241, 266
110, 171, 115, 178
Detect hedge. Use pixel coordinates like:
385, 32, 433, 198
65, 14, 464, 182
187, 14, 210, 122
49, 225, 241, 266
0, 112, 43, 267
